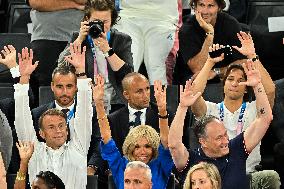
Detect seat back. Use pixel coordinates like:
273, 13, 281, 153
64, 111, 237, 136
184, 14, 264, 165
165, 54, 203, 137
39, 86, 54, 106
87, 175, 98, 189
7, 2, 31, 33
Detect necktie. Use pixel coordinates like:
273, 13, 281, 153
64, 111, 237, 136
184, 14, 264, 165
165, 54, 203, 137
61, 108, 69, 118
134, 111, 142, 127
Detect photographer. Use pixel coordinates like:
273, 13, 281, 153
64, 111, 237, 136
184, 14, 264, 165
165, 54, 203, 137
59, 0, 133, 112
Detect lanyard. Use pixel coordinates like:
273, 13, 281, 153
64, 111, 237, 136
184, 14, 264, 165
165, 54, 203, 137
66, 107, 75, 125
219, 101, 246, 134
87, 32, 111, 80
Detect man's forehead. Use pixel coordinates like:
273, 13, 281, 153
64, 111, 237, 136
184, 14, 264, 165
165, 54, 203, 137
205, 120, 226, 135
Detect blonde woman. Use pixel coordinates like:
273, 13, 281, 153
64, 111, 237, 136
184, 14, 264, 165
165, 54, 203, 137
184, 162, 221, 189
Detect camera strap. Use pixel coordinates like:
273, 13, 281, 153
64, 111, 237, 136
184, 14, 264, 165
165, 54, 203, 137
219, 101, 246, 135
87, 32, 111, 82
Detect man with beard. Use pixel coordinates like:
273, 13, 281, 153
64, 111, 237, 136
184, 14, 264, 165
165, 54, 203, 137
31, 46, 99, 163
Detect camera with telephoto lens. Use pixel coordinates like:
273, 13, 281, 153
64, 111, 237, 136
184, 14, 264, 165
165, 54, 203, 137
89, 19, 104, 39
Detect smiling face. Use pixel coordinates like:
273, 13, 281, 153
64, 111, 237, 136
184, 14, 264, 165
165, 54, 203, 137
132, 137, 153, 164
195, 0, 220, 26
223, 68, 247, 101
200, 119, 229, 158
39, 115, 68, 149
191, 169, 213, 189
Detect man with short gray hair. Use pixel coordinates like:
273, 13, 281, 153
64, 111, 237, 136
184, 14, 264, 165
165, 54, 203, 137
124, 161, 152, 189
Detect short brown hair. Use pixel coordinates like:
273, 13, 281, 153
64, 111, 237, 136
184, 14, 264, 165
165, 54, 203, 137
38, 109, 66, 130
190, 0, 226, 10
83, 0, 119, 26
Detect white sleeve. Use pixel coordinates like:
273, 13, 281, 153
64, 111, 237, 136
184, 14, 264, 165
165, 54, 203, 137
14, 83, 38, 142
10, 66, 20, 78
71, 78, 93, 155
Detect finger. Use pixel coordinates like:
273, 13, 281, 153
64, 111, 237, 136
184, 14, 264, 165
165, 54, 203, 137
4, 46, 11, 54
70, 43, 75, 54
21, 48, 26, 60
16, 142, 20, 149
179, 85, 184, 95
1, 49, 7, 56
163, 85, 167, 94
7, 45, 15, 52
215, 43, 220, 50
193, 92, 202, 100
232, 46, 241, 52
18, 53, 22, 62
239, 81, 248, 86
33, 61, 39, 69
29, 49, 33, 61
242, 62, 249, 74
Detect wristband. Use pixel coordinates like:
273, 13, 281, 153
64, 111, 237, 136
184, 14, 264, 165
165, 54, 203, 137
213, 68, 221, 76
76, 72, 86, 77
103, 48, 115, 57
206, 32, 214, 36
16, 171, 26, 181
158, 114, 168, 119
251, 55, 259, 62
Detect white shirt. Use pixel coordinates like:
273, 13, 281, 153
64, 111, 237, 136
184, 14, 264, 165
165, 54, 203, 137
14, 78, 93, 189
128, 104, 147, 125
205, 101, 261, 173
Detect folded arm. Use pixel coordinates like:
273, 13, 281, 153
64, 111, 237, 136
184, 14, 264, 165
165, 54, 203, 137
29, 0, 85, 12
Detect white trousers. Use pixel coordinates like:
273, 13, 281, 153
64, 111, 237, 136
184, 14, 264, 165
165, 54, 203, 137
114, 17, 176, 84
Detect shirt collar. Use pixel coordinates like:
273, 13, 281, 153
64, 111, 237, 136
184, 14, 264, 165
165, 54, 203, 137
128, 104, 147, 116
54, 100, 75, 111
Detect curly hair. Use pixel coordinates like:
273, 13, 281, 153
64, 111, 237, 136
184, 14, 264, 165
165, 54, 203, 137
183, 162, 221, 189
122, 125, 160, 161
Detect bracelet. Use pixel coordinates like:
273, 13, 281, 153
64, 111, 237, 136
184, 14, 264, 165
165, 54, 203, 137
251, 55, 259, 62
206, 32, 214, 36
16, 171, 26, 181
158, 114, 168, 119
76, 72, 86, 77
97, 115, 107, 121
213, 68, 221, 76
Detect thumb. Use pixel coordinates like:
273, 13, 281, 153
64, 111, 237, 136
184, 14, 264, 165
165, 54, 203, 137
232, 46, 241, 52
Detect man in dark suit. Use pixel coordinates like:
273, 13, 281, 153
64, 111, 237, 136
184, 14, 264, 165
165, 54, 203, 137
87, 72, 174, 183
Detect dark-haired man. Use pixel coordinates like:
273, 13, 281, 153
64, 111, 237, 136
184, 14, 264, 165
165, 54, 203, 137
14, 46, 93, 189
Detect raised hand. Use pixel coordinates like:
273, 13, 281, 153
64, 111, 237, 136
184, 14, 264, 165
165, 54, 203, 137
208, 44, 225, 62
0, 45, 17, 68
18, 47, 38, 77
196, 11, 214, 33
77, 20, 90, 44
154, 80, 167, 113
180, 80, 202, 108
232, 31, 256, 58
239, 60, 261, 87
16, 141, 34, 164
65, 42, 86, 73
93, 32, 111, 54
92, 75, 105, 104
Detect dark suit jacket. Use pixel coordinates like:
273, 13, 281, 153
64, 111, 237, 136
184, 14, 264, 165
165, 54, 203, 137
58, 28, 134, 104
31, 101, 100, 161
88, 103, 174, 175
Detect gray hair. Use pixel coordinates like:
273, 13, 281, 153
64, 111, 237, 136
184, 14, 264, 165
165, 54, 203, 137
125, 161, 152, 181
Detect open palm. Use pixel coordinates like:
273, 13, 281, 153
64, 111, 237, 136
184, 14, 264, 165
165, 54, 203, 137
18, 48, 38, 77
93, 75, 104, 103
180, 80, 202, 108
16, 141, 34, 163
239, 61, 261, 87
154, 80, 167, 112
232, 32, 255, 57
0, 45, 17, 68
65, 42, 86, 72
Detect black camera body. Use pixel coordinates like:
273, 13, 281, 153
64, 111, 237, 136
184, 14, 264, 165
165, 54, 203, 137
89, 20, 104, 39
209, 45, 233, 58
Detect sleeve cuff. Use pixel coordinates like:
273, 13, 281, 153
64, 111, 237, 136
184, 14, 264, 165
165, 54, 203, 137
10, 66, 20, 78
77, 78, 92, 90
14, 83, 29, 96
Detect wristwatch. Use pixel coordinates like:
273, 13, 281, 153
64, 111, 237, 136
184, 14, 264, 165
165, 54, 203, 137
213, 68, 221, 76
251, 55, 259, 62
103, 48, 115, 57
